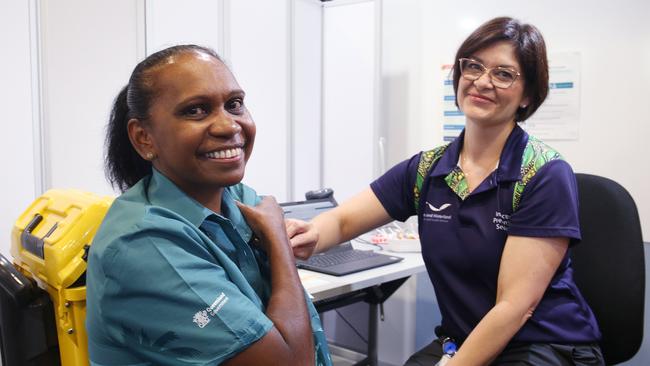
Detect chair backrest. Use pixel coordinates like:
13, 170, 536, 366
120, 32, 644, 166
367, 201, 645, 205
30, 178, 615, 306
572, 173, 645, 364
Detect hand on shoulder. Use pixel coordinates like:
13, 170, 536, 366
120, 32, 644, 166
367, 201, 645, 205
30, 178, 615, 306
236, 196, 289, 253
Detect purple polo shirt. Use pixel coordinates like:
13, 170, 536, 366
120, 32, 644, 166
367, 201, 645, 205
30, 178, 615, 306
370, 125, 600, 344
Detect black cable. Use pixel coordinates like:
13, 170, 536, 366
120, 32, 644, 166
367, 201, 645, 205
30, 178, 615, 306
354, 237, 384, 251
353, 237, 374, 245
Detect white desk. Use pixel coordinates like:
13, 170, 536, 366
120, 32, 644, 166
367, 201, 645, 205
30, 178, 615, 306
299, 242, 426, 366
300, 242, 425, 301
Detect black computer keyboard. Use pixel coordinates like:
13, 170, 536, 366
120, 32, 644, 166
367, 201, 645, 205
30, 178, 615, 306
304, 250, 381, 268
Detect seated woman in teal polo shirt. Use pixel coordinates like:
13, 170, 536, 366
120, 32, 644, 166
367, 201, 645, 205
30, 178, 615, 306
86, 45, 331, 366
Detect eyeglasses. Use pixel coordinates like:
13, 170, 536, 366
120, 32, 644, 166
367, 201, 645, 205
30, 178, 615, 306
458, 58, 521, 89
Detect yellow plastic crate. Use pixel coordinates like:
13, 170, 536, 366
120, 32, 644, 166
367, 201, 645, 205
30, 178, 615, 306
11, 189, 113, 366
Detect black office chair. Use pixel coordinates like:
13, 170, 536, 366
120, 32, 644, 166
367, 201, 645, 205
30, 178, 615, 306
572, 173, 645, 365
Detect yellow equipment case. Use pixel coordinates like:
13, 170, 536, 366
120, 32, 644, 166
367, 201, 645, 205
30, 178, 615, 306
0, 189, 113, 366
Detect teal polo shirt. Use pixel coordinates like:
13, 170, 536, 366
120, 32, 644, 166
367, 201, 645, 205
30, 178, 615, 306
86, 170, 331, 366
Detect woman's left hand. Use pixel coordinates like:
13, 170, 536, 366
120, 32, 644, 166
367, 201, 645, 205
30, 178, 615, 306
236, 197, 289, 253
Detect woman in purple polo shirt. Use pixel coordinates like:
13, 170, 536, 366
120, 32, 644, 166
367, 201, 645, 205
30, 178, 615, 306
289, 17, 603, 365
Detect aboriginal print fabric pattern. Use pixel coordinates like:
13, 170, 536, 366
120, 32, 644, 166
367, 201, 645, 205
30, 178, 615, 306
445, 167, 470, 200
512, 135, 563, 211
414, 144, 449, 212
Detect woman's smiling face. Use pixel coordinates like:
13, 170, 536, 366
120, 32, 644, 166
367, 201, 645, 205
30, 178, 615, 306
135, 51, 256, 198
457, 41, 529, 127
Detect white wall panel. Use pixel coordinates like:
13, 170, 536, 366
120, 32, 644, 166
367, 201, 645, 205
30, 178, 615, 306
0, 0, 38, 257
145, 0, 222, 54
322, 1, 376, 202
40, 0, 140, 196
229, 0, 290, 201
381, 0, 423, 168
292, 0, 323, 199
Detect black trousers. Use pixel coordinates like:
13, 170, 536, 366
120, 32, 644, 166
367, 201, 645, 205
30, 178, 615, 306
404, 339, 605, 366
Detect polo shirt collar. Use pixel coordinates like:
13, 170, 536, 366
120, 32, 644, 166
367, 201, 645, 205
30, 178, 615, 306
430, 131, 464, 178
219, 187, 254, 243
429, 124, 529, 183
146, 169, 253, 242
495, 124, 528, 182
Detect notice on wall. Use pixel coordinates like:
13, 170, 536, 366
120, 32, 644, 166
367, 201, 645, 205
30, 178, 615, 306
442, 64, 464, 142
522, 52, 581, 140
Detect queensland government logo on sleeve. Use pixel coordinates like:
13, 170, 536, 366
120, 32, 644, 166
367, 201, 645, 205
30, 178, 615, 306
422, 201, 453, 223
193, 292, 229, 329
